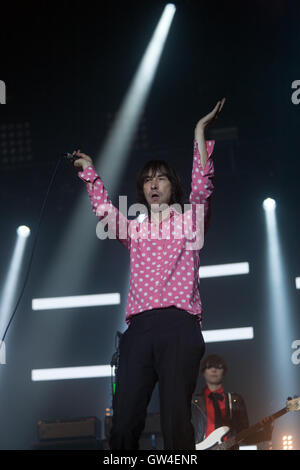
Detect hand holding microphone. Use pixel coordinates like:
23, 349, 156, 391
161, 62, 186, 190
65, 149, 94, 171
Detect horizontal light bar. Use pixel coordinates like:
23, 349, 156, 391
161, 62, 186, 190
32, 263, 250, 311
31, 365, 114, 381
202, 327, 254, 343
31, 327, 254, 381
32, 293, 120, 310
199, 262, 249, 278
296, 278, 300, 289
239, 445, 257, 450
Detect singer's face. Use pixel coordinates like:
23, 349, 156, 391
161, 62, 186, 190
143, 167, 172, 212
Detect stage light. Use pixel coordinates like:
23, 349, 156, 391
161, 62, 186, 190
263, 198, 276, 211
282, 435, 293, 450
239, 445, 257, 450
97, 2, 177, 186
202, 327, 254, 343
17, 225, 31, 238
31, 364, 114, 381
32, 293, 120, 310
0, 341, 6, 365
199, 262, 249, 278
0, 80, 6, 104
263, 197, 297, 432
0, 227, 31, 339
31, 326, 254, 381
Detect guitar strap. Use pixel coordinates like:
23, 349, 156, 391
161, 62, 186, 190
228, 392, 233, 420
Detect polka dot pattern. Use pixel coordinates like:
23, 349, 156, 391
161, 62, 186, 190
78, 139, 215, 326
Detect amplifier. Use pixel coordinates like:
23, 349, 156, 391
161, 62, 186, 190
105, 412, 161, 439
32, 437, 104, 450
37, 416, 101, 441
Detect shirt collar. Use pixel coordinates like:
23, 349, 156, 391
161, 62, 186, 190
205, 385, 225, 396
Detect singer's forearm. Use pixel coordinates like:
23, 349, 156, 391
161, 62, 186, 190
194, 126, 208, 169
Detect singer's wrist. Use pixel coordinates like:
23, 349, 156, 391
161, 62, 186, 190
81, 162, 93, 171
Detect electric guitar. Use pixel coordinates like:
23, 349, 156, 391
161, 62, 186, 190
196, 396, 300, 450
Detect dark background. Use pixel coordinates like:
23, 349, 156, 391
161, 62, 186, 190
0, 0, 299, 450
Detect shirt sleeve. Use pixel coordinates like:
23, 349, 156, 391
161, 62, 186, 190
189, 139, 215, 234
77, 165, 131, 252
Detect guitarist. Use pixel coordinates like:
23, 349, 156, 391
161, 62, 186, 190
191, 354, 273, 449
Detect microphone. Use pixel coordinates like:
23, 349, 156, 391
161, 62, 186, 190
63, 152, 81, 163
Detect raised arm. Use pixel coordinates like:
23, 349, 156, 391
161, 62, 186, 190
190, 99, 226, 233
194, 99, 225, 168
73, 150, 131, 252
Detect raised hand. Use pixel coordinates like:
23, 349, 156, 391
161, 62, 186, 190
195, 98, 226, 133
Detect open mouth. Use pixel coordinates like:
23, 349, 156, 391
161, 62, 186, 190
151, 193, 160, 201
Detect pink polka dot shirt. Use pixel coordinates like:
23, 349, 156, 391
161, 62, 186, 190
78, 139, 215, 325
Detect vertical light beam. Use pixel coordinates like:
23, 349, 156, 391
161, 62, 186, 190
0, 226, 31, 339
97, 3, 177, 187
263, 199, 297, 403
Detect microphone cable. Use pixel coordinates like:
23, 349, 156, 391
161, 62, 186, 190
1, 152, 78, 345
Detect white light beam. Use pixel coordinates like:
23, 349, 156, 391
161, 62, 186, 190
31, 326, 254, 381
32, 293, 120, 311
0, 229, 30, 337
199, 262, 249, 278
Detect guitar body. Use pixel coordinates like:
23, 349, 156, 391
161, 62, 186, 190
196, 426, 230, 450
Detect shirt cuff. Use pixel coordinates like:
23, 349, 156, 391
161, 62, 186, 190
77, 165, 98, 184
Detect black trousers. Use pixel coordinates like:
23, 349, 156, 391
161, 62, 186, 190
109, 307, 205, 450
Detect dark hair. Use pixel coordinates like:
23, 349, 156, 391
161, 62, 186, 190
200, 354, 228, 374
135, 159, 187, 215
